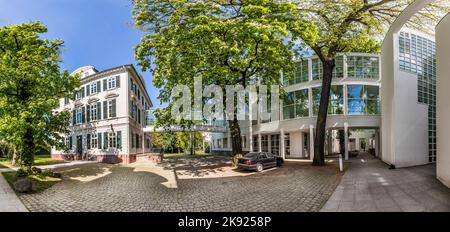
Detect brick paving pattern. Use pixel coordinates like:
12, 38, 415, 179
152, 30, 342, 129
19, 157, 343, 212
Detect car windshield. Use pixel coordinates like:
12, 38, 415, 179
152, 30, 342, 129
244, 153, 259, 158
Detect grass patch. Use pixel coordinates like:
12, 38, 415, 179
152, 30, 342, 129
0, 154, 66, 168
33, 154, 66, 166
1, 171, 62, 194
0, 157, 10, 168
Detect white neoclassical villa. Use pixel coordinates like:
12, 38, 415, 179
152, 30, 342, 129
51, 64, 154, 164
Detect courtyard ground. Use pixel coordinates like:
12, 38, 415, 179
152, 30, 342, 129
18, 155, 345, 212
321, 153, 450, 212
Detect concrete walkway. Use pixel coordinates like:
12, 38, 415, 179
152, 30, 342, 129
0, 174, 28, 212
321, 153, 450, 212
0, 160, 95, 173
0, 160, 94, 212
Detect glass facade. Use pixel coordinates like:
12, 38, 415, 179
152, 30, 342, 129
282, 84, 379, 119
286, 59, 309, 85
399, 31, 436, 162
312, 86, 344, 116
347, 85, 380, 115
286, 54, 378, 86
283, 89, 309, 119
311, 56, 344, 80
347, 56, 379, 79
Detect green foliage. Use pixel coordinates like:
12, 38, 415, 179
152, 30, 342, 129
133, 0, 300, 117
151, 131, 204, 154
0, 22, 80, 168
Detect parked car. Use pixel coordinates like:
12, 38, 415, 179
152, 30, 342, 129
237, 152, 283, 172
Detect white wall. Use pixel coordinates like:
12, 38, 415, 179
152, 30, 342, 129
393, 71, 429, 167
436, 13, 450, 188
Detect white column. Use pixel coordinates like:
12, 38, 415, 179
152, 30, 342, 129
142, 133, 145, 154
280, 129, 285, 159
258, 133, 262, 152
344, 122, 349, 160
309, 125, 314, 161
249, 124, 253, 152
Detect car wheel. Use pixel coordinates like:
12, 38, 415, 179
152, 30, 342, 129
256, 163, 263, 172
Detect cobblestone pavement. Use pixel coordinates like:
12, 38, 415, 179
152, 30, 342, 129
321, 153, 450, 212
19, 156, 344, 212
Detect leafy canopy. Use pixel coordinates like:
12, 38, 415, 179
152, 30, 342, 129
0, 22, 79, 167
134, 0, 303, 104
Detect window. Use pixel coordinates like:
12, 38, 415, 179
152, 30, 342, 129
64, 98, 69, 105
284, 133, 290, 157
312, 86, 344, 115
261, 135, 269, 152
223, 138, 228, 149
91, 133, 98, 149
347, 85, 380, 115
90, 83, 97, 95
283, 89, 309, 120
252, 136, 258, 152
108, 99, 117, 118
241, 136, 246, 149
108, 132, 117, 149
312, 56, 344, 80
75, 89, 83, 100
285, 60, 309, 85
65, 136, 71, 149
347, 56, 379, 79
108, 77, 117, 89
90, 104, 97, 121
75, 108, 82, 124
312, 58, 323, 80
270, 134, 280, 156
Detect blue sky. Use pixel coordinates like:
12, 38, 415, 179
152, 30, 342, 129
0, 0, 162, 107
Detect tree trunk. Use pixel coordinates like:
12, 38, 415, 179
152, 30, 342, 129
22, 118, 35, 170
228, 117, 242, 156
313, 59, 335, 166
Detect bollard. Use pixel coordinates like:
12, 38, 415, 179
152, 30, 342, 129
339, 154, 343, 172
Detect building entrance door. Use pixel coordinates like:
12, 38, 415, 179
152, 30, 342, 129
76, 135, 83, 156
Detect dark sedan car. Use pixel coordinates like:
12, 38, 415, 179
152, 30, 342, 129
237, 152, 283, 172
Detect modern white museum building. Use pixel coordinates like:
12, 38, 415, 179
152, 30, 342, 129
211, 1, 450, 188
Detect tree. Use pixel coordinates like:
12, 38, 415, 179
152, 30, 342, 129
0, 22, 79, 170
151, 131, 177, 152
290, 0, 449, 166
133, 0, 301, 157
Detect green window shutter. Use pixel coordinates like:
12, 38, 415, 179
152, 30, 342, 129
98, 133, 102, 150
97, 102, 101, 120
82, 106, 86, 123
81, 86, 85, 98
117, 131, 122, 150
116, 76, 120, 88
87, 134, 91, 149
112, 99, 116, 118
86, 84, 90, 96
86, 105, 90, 122
103, 101, 107, 119
97, 81, 101, 92
104, 132, 108, 149
103, 79, 107, 91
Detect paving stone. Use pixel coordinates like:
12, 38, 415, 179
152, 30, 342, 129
19, 157, 344, 212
